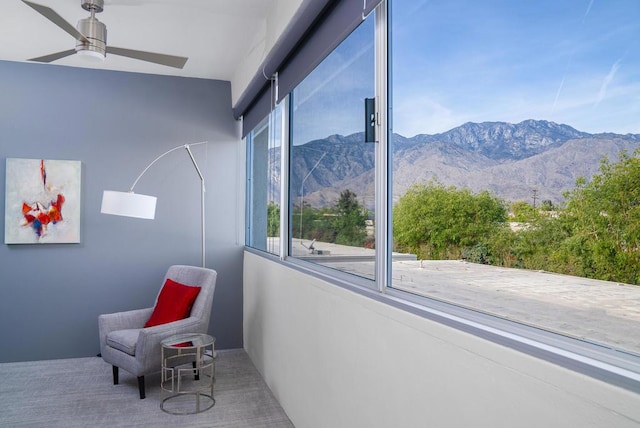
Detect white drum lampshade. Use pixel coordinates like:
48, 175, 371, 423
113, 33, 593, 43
101, 190, 157, 220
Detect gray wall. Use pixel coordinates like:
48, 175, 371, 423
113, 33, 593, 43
0, 60, 244, 362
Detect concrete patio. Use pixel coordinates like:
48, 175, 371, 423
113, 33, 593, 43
291, 238, 640, 355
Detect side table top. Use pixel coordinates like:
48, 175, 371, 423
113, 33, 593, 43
161, 333, 215, 349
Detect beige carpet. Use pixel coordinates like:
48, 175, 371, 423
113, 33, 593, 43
0, 349, 293, 428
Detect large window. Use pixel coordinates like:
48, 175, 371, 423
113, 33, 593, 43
390, 0, 640, 355
288, 13, 377, 280
245, 0, 640, 383
246, 102, 282, 255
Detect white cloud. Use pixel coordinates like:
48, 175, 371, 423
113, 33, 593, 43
584, 0, 595, 20
594, 59, 622, 109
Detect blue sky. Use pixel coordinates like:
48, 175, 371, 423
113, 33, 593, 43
291, 18, 374, 145
290, 0, 639, 144
392, 0, 640, 136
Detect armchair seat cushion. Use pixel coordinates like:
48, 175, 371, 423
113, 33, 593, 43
106, 328, 142, 356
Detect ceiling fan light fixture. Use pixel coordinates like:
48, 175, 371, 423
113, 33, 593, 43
76, 49, 105, 61
75, 16, 106, 61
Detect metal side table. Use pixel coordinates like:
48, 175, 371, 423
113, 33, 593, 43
160, 333, 216, 414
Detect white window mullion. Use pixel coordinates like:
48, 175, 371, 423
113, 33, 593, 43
375, 0, 390, 292
280, 95, 290, 260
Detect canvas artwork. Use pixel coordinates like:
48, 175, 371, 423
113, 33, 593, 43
4, 158, 81, 244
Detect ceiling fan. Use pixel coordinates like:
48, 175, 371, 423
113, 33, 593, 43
22, 0, 188, 68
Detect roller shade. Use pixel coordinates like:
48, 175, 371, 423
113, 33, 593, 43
235, 0, 383, 137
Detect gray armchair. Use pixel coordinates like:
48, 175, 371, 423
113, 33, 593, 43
98, 265, 217, 399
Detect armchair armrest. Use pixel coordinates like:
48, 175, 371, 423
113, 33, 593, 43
98, 307, 154, 349
99, 307, 154, 332
136, 315, 209, 373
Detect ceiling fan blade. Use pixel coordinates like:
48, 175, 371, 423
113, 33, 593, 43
22, 0, 90, 43
106, 46, 188, 69
28, 49, 77, 63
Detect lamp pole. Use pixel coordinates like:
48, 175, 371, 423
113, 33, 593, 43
184, 145, 206, 268
131, 143, 206, 267
102, 142, 208, 268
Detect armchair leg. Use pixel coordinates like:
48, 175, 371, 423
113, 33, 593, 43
138, 376, 145, 399
112, 366, 119, 385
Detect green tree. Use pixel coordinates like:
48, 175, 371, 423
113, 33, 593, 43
309, 206, 338, 243
504, 213, 572, 272
292, 201, 320, 240
267, 202, 280, 237
556, 150, 640, 284
509, 200, 538, 222
503, 150, 640, 285
540, 199, 555, 211
333, 189, 367, 246
393, 182, 507, 259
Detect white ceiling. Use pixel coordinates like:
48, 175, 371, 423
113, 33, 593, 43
0, 0, 277, 87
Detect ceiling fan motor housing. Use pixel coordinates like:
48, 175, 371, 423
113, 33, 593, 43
76, 17, 107, 58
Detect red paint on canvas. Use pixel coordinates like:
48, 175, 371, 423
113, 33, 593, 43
20, 161, 66, 238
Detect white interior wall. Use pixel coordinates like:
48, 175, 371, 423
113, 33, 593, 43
231, 0, 303, 105
243, 251, 640, 427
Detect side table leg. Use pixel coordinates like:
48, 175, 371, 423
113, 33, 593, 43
193, 361, 200, 380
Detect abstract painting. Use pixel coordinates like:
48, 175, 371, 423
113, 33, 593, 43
4, 158, 81, 244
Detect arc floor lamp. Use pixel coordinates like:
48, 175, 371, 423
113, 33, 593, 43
101, 142, 208, 268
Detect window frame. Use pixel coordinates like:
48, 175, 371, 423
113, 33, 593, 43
245, 97, 283, 256
285, 11, 379, 284
244, 0, 640, 394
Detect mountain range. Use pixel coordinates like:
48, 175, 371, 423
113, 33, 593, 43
274, 120, 640, 208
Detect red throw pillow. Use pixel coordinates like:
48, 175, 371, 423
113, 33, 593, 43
144, 278, 201, 327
